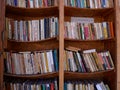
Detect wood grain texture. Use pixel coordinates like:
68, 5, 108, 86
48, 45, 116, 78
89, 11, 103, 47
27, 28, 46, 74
6, 37, 59, 51
64, 6, 114, 17
64, 70, 114, 80
59, 0, 64, 90
4, 72, 59, 79
6, 5, 59, 20
0, 0, 5, 90
116, 0, 120, 90
1, 0, 118, 90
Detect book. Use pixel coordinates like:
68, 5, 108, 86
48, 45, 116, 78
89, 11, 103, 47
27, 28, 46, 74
64, 80, 110, 90
73, 52, 82, 72
52, 50, 59, 71
46, 51, 52, 72
64, 50, 70, 71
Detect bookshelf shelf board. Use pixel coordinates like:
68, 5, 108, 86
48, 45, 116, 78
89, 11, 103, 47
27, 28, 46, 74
64, 37, 115, 42
6, 37, 59, 51
64, 6, 114, 17
6, 5, 59, 20
4, 72, 59, 79
65, 38, 115, 50
64, 70, 114, 79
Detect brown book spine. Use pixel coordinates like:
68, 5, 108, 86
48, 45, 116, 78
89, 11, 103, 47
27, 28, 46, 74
109, 22, 114, 38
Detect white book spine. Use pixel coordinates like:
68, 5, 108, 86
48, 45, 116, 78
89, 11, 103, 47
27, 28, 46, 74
14, 21, 18, 40
20, 0, 26, 7
28, 21, 32, 41
69, 51, 77, 72
68, 22, 72, 38
23, 53, 29, 74
41, 19, 45, 40
94, 0, 98, 8
96, 23, 100, 39
52, 18, 56, 37
8, 20, 12, 39
89, 0, 94, 8
71, 22, 75, 39
98, 23, 103, 39
31, 20, 35, 41
39, 52, 44, 74
96, 83, 104, 90
6, 0, 11, 5
14, 54, 20, 74
19, 21, 23, 41
30, 0, 34, 8
46, 51, 52, 72
49, 50, 55, 72
41, 52, 47, 73
83, 49, 96, 53
34, 0, 39, 8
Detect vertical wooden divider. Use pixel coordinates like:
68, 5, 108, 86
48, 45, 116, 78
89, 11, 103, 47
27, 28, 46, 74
59, 0, 64, 90
116, 0, 120, 90
0, 0, 5, 90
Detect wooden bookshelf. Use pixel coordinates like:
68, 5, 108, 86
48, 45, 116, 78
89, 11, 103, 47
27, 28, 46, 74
64, 1, 116, 90
65, 39, 115, 51
64, 6, 114, 17
64, 70, 115, 80
0, 0, 5, 89
0, 0, 119, 90
4, 1, 61, 90
116, 0, 120, 90
4, 72, 59, 79
6, 37, 59, 51
6, 5, 59, 20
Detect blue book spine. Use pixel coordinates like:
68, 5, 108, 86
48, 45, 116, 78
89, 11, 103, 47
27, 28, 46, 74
101, 0, 106, 8
14, 0, 17, 6
64, 82, 67, 90
46, 18, 49, 38
55, 18, 58, 36
80, 0, 84, 8
44, 18, 47, 38
52, 50, 59, 72
42, 84, 46, 90
77, 0, 81, 8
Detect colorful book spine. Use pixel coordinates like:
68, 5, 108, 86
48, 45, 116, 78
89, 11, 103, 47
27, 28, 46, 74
64, 18, 114, 40
6, 17, 58, 41
64, 0, 114, 8
6, 0, 58, 7
64, 80, 110, 90
4, 50, 59, 74
5, 78, 58, 90
64, 49, 114, 72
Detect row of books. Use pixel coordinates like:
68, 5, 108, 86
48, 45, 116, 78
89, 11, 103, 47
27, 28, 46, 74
6, 0, 58, 7
4, 50, 59, 74
64, 0, 114, 8
64, 21, 114, 40
64, 49, 114, 72
64, 80, 110, 90
6, 17, 58, 41
5, 79, 58, 90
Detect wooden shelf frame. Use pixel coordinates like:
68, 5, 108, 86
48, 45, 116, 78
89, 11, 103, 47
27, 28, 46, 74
64, 70, 115, 80
6, 5, 59, 20
64, 6, 115, 17
0, 0, 118, 90
4, 72, 59, 79
6, 37, 59, 51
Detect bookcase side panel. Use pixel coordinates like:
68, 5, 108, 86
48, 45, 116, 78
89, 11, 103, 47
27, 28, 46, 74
0, 0, 5, 90
116, 0, 120, 90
